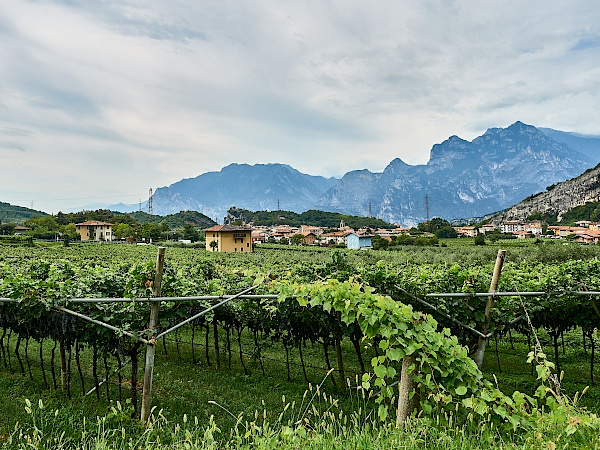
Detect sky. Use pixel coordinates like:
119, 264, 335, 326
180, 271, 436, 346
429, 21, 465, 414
1, 0, 600, 214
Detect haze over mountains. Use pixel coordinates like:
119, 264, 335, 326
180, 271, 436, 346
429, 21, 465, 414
106, 122, 598, 226
538, 129, 600, 164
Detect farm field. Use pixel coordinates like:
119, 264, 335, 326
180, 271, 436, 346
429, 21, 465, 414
1, 241, 600, 448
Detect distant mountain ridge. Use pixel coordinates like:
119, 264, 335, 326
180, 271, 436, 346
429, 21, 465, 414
317, 122, 595, 225
539, 128, 600, 164
137, 163, 339, 220
105, 122, 599, 226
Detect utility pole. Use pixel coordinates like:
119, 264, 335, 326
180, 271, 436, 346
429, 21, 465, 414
368, 201, 372, 218
148, 188, 153, 216
424, 194, 430, 223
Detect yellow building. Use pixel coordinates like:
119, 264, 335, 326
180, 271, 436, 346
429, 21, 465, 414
75, 220, 114, 242
205, 225, 252, 252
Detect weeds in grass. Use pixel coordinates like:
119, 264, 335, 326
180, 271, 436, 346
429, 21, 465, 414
6, 366, 600, 450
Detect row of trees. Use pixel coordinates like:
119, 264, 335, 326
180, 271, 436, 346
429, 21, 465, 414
2, 211, 206, 242
226, 207, 394, 229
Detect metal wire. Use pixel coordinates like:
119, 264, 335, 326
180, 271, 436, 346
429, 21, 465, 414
3, 291, 600, 305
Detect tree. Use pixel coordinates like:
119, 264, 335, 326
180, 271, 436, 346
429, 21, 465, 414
23, 216, 60, 239
183, 223, 200, 242
290, 234, 305, 245
0, 222, 16, 235
419, 217, 454, 235
113, 223, 134, 240
474, 235, 486, 246
112, 214, 137, 226
371, 234, 389, 250
24, 216, 59, 233
209, 240, 218, 251
435, 226, 458, 238
60, 223, 79, 241
139, 223, 162, 242
56, 212, 68, 225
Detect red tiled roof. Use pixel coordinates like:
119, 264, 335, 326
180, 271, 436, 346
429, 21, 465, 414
204, 225, 251, 232
76, 221, 113, 226
582, 230, 600, 237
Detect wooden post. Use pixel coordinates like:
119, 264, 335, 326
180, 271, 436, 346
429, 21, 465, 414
334, 336, 346, 393
59, 340, 67, 392
140, 247, 165, 423
396, 354, 417, 427
334, 313, 346, 393
473, 249, 506, 370
213, 318, 221, 371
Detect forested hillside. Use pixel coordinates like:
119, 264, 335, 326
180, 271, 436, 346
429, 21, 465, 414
226, 207, 394, 229
0, 201, 47, 224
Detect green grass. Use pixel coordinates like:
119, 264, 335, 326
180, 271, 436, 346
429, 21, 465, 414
1, 325, 600, 448
0, 326, 371, 440
481, 328, 600, 411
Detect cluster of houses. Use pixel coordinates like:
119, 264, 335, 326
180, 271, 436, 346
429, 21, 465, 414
63, 218, 600, 250
202, 222, 518, 252
457, 220, 600, 244
204, 223, 384, 252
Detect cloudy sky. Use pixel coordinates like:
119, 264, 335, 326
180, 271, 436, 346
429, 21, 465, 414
1, 0, 600, 213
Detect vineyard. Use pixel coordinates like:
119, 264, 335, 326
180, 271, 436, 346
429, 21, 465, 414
1, 241, 600, 448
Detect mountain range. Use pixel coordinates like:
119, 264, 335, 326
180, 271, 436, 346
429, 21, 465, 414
138, 163, 338, 223
110, 121, 598, 226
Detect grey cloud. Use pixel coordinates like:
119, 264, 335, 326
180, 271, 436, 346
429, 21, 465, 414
0, 127, 32, 137
25, 83, 99, 116
3, 0, 600, 213
0, 141, 28, 152
243, 95, 375, 141
43, 0, 208, 42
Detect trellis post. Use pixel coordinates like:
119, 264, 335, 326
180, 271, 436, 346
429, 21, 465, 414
59, 340, 67, 392
396, 353, 417, 427
140, 247, 165, 424
473, 249, 506, 370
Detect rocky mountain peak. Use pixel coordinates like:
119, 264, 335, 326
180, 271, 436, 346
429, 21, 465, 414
318, 122, 594, 225
106, 122, 599, 227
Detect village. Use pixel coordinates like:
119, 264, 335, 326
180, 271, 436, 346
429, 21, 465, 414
203, 218, 600, 252
9, 215, 598, 251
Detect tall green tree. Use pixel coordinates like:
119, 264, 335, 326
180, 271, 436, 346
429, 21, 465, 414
113, 223, 134, 240
0, 222, 16, 235
60, 223, 79, 240
182, 223, 200, 242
